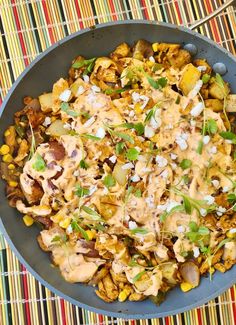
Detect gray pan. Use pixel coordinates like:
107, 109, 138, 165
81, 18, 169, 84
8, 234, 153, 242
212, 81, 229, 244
0, 21, 236, 319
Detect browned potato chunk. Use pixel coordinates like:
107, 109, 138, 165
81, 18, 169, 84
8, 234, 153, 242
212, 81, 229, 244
193, 59, 212, 74
209, 80, 230, 100
168, 49, 191, 69
129, 292, 146, 301
39, 93, 53, 112
226, 94, 236, 112
179, 63, 201, 96
110, 42, 131, 60
14, 139, 29, 163
5, 126, 17, 154
91, 57, 118, 83
205, 99, 223, 112
132, 39, 153, 60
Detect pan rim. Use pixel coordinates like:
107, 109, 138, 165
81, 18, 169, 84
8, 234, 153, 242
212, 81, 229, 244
0, 19, 236, 319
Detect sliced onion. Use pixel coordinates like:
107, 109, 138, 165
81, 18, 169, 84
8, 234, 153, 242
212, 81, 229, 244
179, 261, 200, 287
46, 120, 68, 137
112, 163, 128, 186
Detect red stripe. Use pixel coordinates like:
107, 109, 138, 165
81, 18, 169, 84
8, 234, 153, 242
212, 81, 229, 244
98, 314, 104, 325
74, 0, 84, 29
140, 0, 150, 19
60, 299, 67, 325
174, 1, 183, 24
197, 308, 203, 325
109, 0, 117, 21
205, 0, 220, 43
21, 265, 31, 325
131, 320, 135, 325
41, 1, 55, 44
165, 316, 170, 325
11, 0, 29, 66
230, 287, 236, 324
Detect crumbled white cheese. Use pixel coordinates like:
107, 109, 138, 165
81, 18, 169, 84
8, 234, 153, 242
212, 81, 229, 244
149, 56, 155, 62
190, 119, 197, 127
229, 228, 236, 234
89, 185, 97, 195
200, 208, 207, 216
216, 206, 226, 216
95, 127, 106, 139
139, 95, 149, 109
83, 116, 96, 128
144, 125, 155, 138
188, 80, 203, 99
193, 247, 200, 258
76, 85, 85, 96
109, 155, 117, 164
59, 89, 71, 102
177, 225, 185, 233
129, 221, 137, 230
222, 186, 230, 193
132, 92, 140, 102
170, 153, 177, 160
91, 85, 101, 93
43, 116, 51, 127
129, 110, 135, 117
54, 165, 62, 172
150, 116, 161, 129
225, 139, 233, 144
131, 174, 140, 182
63, 122, 71, 130
122, 162, 134, 170
171, 163, 177, 170
66, 225, 73, 234
83, 75, 89, 83
155, 155, 168, 168
141, 167, 152, 173
145, 196, 155, 208
190, 102, 204, 117
175, 134, 188, 151
166, 201, 180, 213
204, 195, 215, 205
212, 179, 220, 188
209, 146, 217, 154
203, 135, 210, 145
197, 66, 207, 72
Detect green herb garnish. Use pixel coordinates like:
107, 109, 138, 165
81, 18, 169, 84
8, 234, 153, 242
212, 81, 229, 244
81, 205, 103, 221
130, 227, 149, 235
79, 159, 89, 169
115, 142, 125, 155
132, 270, 146, 283
81, 134, 101, 141
51, 234, 67, 244
75, 185, 90, 197
32, 153, 46, 172
126, 148, 139, 161
147, 76, 167, 89
179, 159, 192, 170
160, 205, 184, 222
71, 221, 89, 241
205, 118, 218, 135
103, 174, 116, 189
202, 73, 210, 84
72, 57, 96, 75
215, 73, 230, 131
219, 131, 236, 144
134, 189, 142, 198
61, 102, 79, 117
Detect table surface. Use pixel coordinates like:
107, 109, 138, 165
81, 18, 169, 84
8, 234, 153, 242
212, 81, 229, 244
0, 1, 236, 324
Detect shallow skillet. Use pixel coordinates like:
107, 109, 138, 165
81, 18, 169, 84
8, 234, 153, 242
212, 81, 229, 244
0, 20, 236, 319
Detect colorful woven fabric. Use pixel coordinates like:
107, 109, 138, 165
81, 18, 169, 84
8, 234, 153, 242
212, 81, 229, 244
0, 1, 236, 324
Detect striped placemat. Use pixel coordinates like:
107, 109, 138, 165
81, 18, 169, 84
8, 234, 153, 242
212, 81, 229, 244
0, 1, 236, 324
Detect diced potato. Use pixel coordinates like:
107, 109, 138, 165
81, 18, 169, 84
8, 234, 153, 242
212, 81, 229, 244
209, 81, 230, 100
132, 40, 153, 60
52, 78, 69, 100
226, 94, 236, 112
39, 93, 53, 112
193, 59, 212, 74
222, 241, 236, 260
179, 64, 201, 96
112, 163, 129, 185
205, 99, 223, 112
110, 42, 131, 60
46, 120, 69, 137
168, 49, 191, 69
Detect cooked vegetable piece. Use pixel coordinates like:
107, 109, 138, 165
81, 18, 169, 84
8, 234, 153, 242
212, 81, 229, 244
179, 64, 201, 95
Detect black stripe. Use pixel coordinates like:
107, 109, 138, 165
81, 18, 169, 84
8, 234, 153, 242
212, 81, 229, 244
2, 250, 13, 325
50, 292, 58, 324
0, 17, 14, 84
204, 303, 211, 325
159, 317, 164, 325
214, 297, 222, 325
125, 0, 133, 20
157, 0, 166, 23
78, 305, 84, 324
58, 0, 69, 36
35, 282, 43, 325
41, 285, 49, 325
90, 0, 99, 25
189, 0, 198, 21
181, 312, 186, 324
173, 314, 178, 325
27, 3, 43, 53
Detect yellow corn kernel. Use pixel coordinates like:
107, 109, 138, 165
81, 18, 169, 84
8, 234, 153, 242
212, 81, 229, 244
118, 290, 128, 302
85, 230, 96, 240
134, 103, 142, 115
152, 43, 158, 52
8, 181, 18, 187
51, 214, 64, 223
180, 282, 193, 292
8, 164, 15, 170
209, 267, 215, 275
226, 229, 236, 239
131, 83, 139, 89
51, 116, 57, 122
59, 218, 71, 229
17, 138, 22, 144
147, 61, 154, 68
23, 215, 34, 227
0, 144, 10, 155
151, 134, 159, 142
2, 154, 13, 163
4, 130, 10, 137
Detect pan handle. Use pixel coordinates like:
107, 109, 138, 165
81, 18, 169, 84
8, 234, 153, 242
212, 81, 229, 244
189, 0, 235, 30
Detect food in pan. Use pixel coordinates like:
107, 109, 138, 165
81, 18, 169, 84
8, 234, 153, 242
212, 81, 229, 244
1, 40, 235, 304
